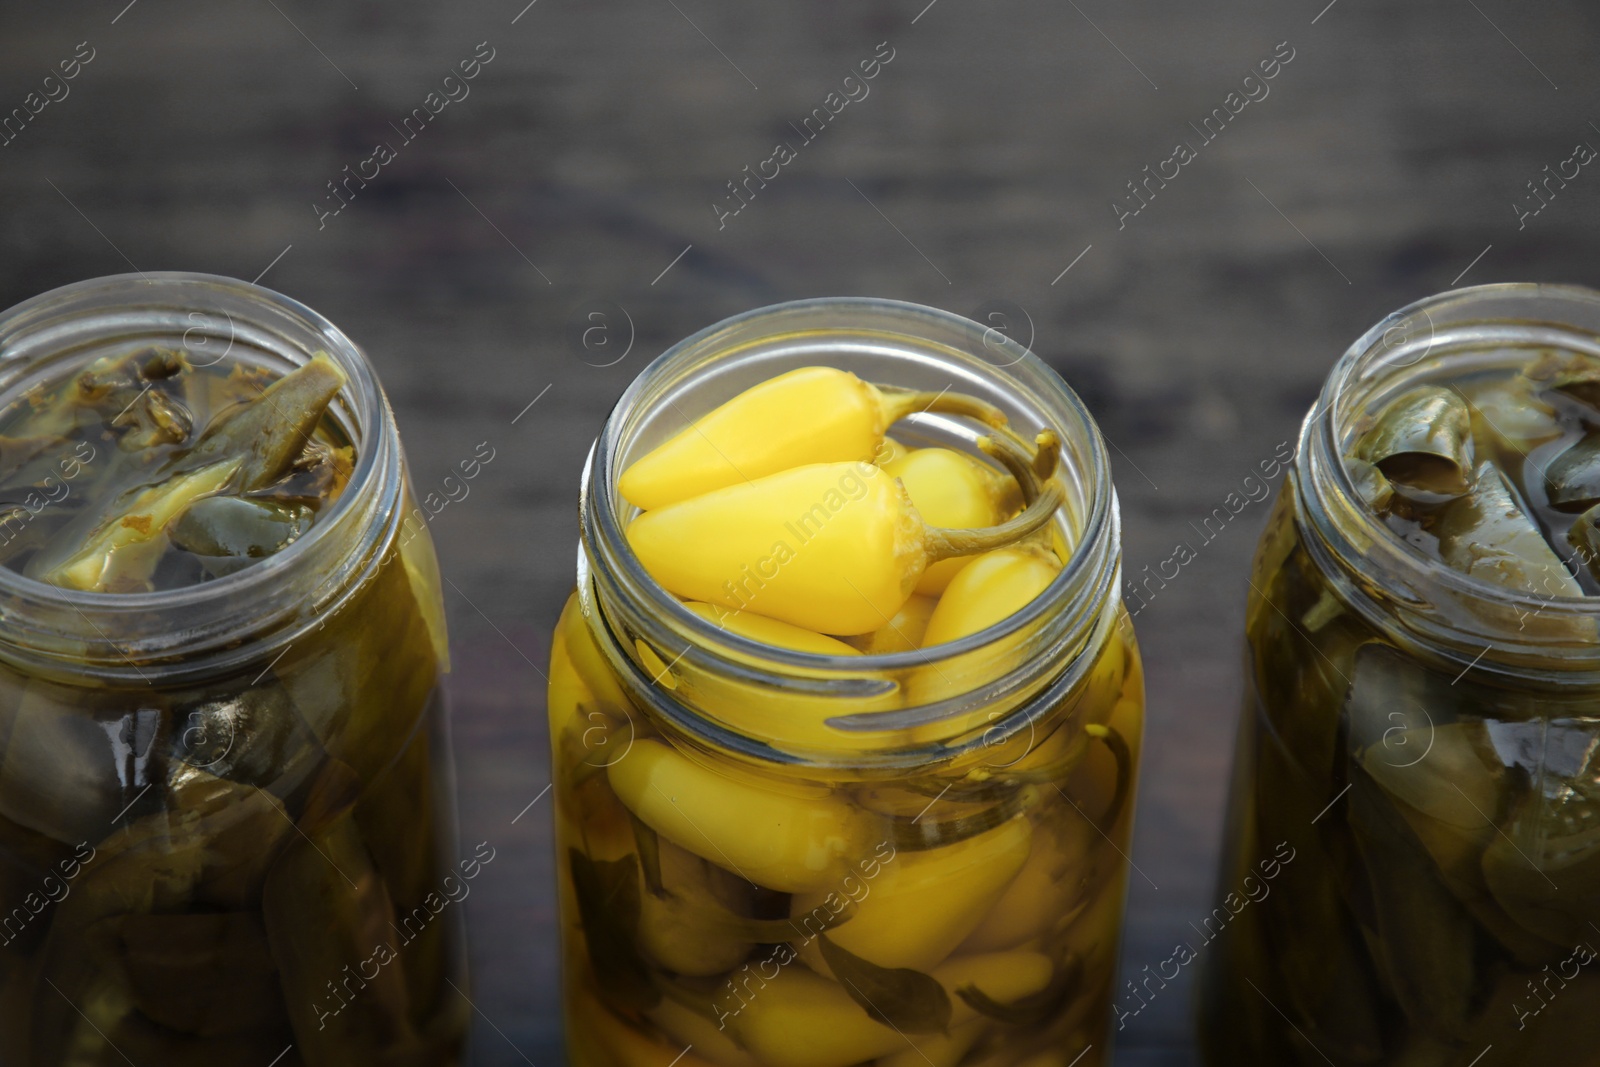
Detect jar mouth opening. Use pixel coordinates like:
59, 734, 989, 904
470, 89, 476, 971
1303, 283, 1600, 660
0, 272, 380, 610
580, 297, 1125, 760
0, 272, 393, 670
592, 451, 1104, 679
587, 297, 1116, 673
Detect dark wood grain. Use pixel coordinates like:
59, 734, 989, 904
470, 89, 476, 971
2, 1, 1597, 1062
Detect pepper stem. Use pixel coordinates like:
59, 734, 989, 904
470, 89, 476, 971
1084, 723, 1131, 829
878, 386, 1009, 429
888, 785, 1039, 850
979, 434, 1036, 502
1031, 431, 1061, 483
922, 479, 1065, 564
979, 430, 1061, 505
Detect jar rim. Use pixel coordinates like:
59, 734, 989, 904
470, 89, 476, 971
1301, 281, 1600, 666
580, 296, 1125, 758
0, 271, 398, 674
588, 297, 1116, 666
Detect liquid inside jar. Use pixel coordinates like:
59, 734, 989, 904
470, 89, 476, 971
552, 596, 1143, 1067
1201, 307, 1600, 1064
0, 276, 465, 1067
0, 345, 353, 592
555, 350, 1144, 1067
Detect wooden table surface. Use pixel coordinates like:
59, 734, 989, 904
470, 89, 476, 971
3, 1, 1597, 1062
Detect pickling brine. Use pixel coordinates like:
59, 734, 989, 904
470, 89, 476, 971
1200, 285, 1600, 1065
0, 274, 466, 1067
552, 299, 1145, 1067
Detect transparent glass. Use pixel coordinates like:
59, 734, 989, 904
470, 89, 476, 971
1200, 284, 1600, 1064
0, 274, 467, 1066
549, 298, 1145, 1067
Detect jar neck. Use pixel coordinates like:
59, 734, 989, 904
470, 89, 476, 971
579, 297, 1123, 767
0, 272, 403, 685
1299, 282, 1600, 679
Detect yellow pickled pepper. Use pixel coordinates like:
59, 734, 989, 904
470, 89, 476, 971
1069, 644, 1142, 828
903, 544, 1065, 736
878, 1021, 990, 1067
937, 949, 1055, 1025
721, 964, 912, 1067
883, 448, 1020, 594
720, 948, 1054, 1067
683, 601, 860, 656
627, 462, 1063, 635
844, 593, 938, 654
637, 837, 758, 977
571, 990, 731, 1067
607, 738, 869, 892
675, 603, 898, 751
961, 813, 1096, 953
618, 367, 1005, 511
994, 615, 1132, 777
844, 431, 1043, 655
547, 609, 590, 767
548, 595, 638, 782
792, 816, 1034, 972
1055, 860, 1130, 986
648, 997, 761, 1067
557, 595, 632, 716
874, 435, 911, 467
922, 545, 1063, 647
549, 599, 614, 754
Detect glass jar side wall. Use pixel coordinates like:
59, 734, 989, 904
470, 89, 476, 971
1198, 482, 1600, 1065
549, 588, 1145, 1067
0, 489, 468, 1067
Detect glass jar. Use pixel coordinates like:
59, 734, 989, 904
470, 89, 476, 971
1200, 284, 1600, 1064
0, 274, 467, 1066
549, 298, 1145, 1067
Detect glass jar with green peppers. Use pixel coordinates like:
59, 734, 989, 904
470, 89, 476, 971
552, 298, 1145, 1067
0, 274, 466, 1066
1200, 284, 1600, 1065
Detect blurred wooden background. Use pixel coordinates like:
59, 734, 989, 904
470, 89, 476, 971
3, 0, 1598, 1062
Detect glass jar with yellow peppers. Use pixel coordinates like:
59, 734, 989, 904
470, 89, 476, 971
0, 274, 467, 1066
549, 298, 1145, 1067
1200, 285, 1600, 1064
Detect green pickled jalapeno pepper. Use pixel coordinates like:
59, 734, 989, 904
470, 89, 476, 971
0, 294, 463, 1067
1203, 313, 1600, 1065
3, 350, 353, 592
